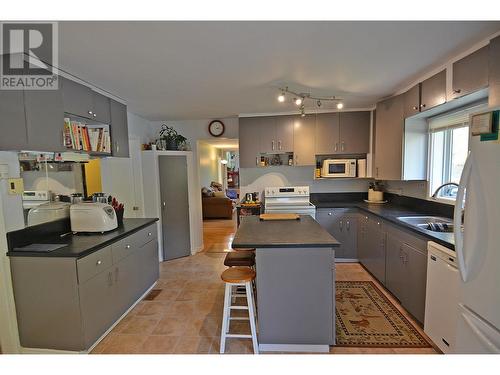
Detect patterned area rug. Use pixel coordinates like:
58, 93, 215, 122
335, 281, 431, 347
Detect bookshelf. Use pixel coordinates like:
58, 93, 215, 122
63, 114, 112, 155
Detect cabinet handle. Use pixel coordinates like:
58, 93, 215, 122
328, 212, 332, 216
88, 110, 93, 115
420, 104, 426, 109
108, 271, 113, 286
126, 245, 131, 249
256, 157, 259, 166
341, 142, 345, 151
93, 113, 97, 118
339, 220, 343, 231
148, 232, 152, 236
375, 167, 379, 178
278, 140, 282, 150
96, 260, 102, 266
272, 140, 275, 150
115, 141, 119, 153
115, 267, 119, 283
412, 106, 418, 110
334, 143, 338, 152
346, 220, 350, 231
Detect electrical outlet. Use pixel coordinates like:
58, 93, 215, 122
7, 178, 24, 195
417, 182, 426, 189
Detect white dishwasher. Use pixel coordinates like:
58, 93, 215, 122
424, 241, 459, 353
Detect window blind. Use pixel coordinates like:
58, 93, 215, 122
428, 101, 488, 132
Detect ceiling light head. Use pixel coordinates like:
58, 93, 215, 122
277, 92, 286, 103
295, 97, 303, 106
336, 102, 344, 109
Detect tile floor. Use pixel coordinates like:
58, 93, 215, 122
91, 217, 439, 354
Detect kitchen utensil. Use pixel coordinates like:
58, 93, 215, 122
259, 213, 300, 221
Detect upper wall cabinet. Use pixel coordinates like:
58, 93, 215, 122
403, 84, 420, 119
239, 117, 261, 168
0, 90, 29, 150
374, 94, 404, 180
315, 111, 370, 155
110, 100, 129, 158
293, 115, 316, 166
315, 113, 339, 154
61, 77, 111, 123
420, 70, 447, 112
489, 36, 500, 107
275, 115, 294, 153
255, 116, 294, 153
452, 45, 489, 99
339, 111, 371, 154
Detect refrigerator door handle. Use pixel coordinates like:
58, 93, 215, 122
454, 152, 473, 282
461, 306, 500, 353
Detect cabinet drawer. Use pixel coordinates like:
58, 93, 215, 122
77, 246, 112, 284
111, 224, 158, 263
135, 224, 158, 248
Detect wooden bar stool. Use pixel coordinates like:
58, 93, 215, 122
220, 267, 258, 354
223, 250, 256, 267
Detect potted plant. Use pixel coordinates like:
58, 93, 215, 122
159, 124, 183, 150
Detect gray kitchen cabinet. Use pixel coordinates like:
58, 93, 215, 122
339, 111, 371, 154
374, 94, 404, 180
316, 208, 358, 260
358, 214, 370, 265
364, 217, 386, 284
10, 223, 159, 351
489, 35, 500, 107
24, 88, 66, 152
79, 268, 116, 349
420, 70, 446, 112
339, 215, 358, 259
239, 117, 261, 167
275, 115, 294, 152
385, 233, 407, 303
293, 115, 316, 166
403, 84, 421, 119
452, 45, 489, 99
0, 89, 28, 150
61, 76, 94, 119
258, 116, 277, 153
315, 112, 340, 154
403, 243, 427, 323
110, 99, 129, 157
92, 91, 111, 124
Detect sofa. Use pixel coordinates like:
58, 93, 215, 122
202, 183, 234, 219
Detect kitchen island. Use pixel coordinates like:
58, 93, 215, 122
232, 215, 340, 353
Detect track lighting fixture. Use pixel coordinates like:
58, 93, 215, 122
276, 86, 344, 115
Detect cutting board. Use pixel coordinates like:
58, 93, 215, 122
259, 213, 300, 221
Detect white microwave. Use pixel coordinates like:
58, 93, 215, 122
321, 159, 357, 178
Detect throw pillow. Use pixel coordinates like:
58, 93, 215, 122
213, 191, 226, 198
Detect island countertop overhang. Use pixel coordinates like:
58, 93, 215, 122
232, 215, 340, 249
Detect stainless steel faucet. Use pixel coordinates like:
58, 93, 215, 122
431, 182, 459, 199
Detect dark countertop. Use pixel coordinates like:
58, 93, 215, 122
7, 218, 158, 258
311, 199, 454, 250
232, 215, 340, 249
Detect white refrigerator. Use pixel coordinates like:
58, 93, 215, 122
454, 108, 500, 353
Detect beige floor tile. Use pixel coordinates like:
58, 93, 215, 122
100, 334, 149, 354
173, 336, 214, 354
140, 335, 179, 354
119, 316, 160, 335
152, 316, 188, 336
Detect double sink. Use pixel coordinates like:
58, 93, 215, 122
397, 216, 460, 234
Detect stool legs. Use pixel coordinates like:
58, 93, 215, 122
220, 281, 259, 354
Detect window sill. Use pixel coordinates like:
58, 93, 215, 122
428, 196, 456, 205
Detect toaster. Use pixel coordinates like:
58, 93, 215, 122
70, 203, 118, 233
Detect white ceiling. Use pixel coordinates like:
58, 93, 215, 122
58, 21, 500, 120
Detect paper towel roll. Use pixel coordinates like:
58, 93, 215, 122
357, 159, 367, 178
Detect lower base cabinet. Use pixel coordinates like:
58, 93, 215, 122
10, 223, 159, 351
316, 209, 358, 260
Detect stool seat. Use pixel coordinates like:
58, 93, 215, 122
224, 251, 256, 267
221, 267, 256, 283
231, 247, 256, 252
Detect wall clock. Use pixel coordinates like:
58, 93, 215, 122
208, 120, 225, 137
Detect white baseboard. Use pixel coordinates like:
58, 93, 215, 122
20, 281, 158, 354
259, 343, 330, 353
335, 258, 359, 263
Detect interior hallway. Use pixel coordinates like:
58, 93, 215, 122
91, 217, 438, 354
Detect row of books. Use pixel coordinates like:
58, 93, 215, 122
63, 118, 111, 153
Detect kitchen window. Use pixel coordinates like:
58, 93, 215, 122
428, 103, 486, 201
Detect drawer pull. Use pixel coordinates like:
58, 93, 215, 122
148, 232, 152, 236
126, 245, 131, 249
96, 260, 102, 266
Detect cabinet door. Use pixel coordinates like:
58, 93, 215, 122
316, 209, 343, 258
79, 269, 116, 349
403, 84, 421, 118
275, 115, 294, 152
402, 243, 427, 324
341, 215, 358, 260
489, 36, 500, 107
138, 239, 160, 291
92, 91, 111, 124
61, 77, 94, 119
365, 218, 386, 284
374, 94, 404, 180
293, 115, 316, 166
385, 233, 406, 302
258, 116, 277, 153
315, 112, 339, 155
239, 117, 261, 167
420, 70, 446, 112
339, 111, 370, 154
0, 90, 28, 150
358, 214, 369, 265
452, 45, 489, 99
110, 99, 129, 157
24, 88, 65, 152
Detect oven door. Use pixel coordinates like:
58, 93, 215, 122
322, 161, 349, 177
265, 205, 316, 219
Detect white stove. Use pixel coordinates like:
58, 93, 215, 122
264, 186, 316, 218
22, 190, 51, 210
